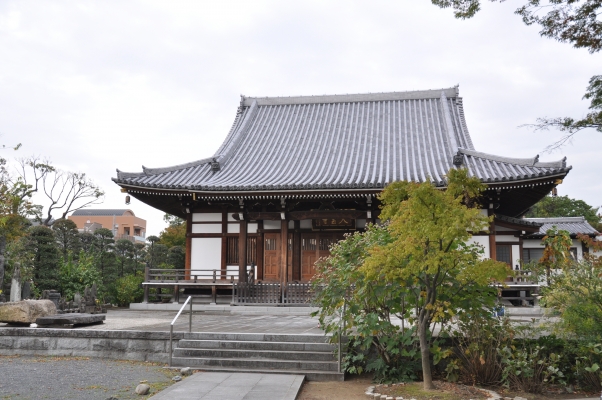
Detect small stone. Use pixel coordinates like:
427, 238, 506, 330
381, 395, 387, 400
396, 397, 404, 400
373, 394, 381, 399
515, 397, 527, 400
387, 397, 393, 400
172, 375, 182, 382
180, 367, 192, 376
135, 384, 150, 395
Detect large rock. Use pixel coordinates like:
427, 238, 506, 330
0, 300, 57, 324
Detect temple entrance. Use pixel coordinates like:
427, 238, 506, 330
300, 233, 344, 282
263, 233, 281, 281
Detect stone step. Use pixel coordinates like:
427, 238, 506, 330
183, 332, 330, 344
173, 347, 336, 361
171, 356, 339, 372
168, 365, 345, 382
177, 339, 335, 352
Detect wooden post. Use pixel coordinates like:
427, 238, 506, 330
257, 221, 264, 280
293, 220, 301, 281
280, 219, 288, 285
143, 264, 149, 303
185, 213, 192, 280
239, 219, 248, 282
489, 209, 497, 260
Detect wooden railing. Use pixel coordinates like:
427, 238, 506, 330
146, 268, 239, 283
283, 283, 313, 305
232, 282, 281, 304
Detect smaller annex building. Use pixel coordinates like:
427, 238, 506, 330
490, 216, 599, 306
69, 209, 147, 244
112, 87, 573, 297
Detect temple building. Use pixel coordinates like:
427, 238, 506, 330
113, 87, 572, 291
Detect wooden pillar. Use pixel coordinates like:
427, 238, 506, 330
238, 219, 248, 282
221, 211, 227, 279
185, 213, 192, 279
257, 221, 264, 280
280, 219, 288, 285
489, 209, 497, 260
292, 220, 301, 281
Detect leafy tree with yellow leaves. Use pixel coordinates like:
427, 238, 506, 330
362, 169, 508, 390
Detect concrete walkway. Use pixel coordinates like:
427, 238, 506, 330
149, 372, 304, 400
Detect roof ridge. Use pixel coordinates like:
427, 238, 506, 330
524, 216, 586, 222
460, 148, 568, 168
141, 157, 214, 175
242, 87, 460, 106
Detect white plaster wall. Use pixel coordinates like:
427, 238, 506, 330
192, 213, 222, 222
192, 224, 222, 234
467, 235, 490, 258
248, 223, 258, 234
191, 237, 222, 274
512, 245, 521, 269
263, 220, 281, 230
227, 213, 237, 222
523, 239, 545, 248
495, 235, 519, 242
300, 220, 312, 229
227, 224, 240, 233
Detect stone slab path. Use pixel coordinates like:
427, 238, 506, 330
149, 372, 304, 400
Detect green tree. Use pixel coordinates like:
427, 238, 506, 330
59, 251, 101, 300
525, 195, 601, 230
114, 239, 135, 277
53, 219, 81, 260
159, 213, 186, 248
313, 225, 422, 382
362, 169, 508, 389
540, 234, 602, 339
93, 228, 116, 284
79, 231, 96, 253
133, 242, 146, 273
28, 225, 60, 291
431, 0, 601, 149
167, 245, 185, 269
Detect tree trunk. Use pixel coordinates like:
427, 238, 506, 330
418, 314, 435, 390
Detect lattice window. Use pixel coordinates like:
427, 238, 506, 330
227, 237, 238, 264
496, 245, 512, 265
265, 238, 277, 251
302, 238, 317, 251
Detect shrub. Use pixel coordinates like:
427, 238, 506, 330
114, 273, 144, 306
448, 313, 514, 386
500, 344, 566, 393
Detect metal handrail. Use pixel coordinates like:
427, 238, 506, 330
169, 295, 193, 367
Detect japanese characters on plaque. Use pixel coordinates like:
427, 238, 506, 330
312, 218, 355, 230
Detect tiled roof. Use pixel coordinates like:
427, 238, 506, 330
71, 209, 134, 217
524, 217, 599, 237
114, 87, 571, 192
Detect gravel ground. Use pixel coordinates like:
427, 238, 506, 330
0, 355, 177, 400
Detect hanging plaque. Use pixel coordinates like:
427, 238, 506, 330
312, 218, 355, 230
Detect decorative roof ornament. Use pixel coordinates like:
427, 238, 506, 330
211, 158, 220, 172
453, 150, 464, 167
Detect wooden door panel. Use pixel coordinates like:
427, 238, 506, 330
263, 233, 280, 281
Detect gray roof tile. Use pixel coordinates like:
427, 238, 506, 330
524, 217, 599, 237
114, 87, 571, 192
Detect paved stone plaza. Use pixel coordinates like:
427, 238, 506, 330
72, 308, 325, 334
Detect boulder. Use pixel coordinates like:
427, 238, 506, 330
135, 384, 150, 395
0, 300, 57, 324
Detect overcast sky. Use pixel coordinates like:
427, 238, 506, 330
0, 0, 599, 236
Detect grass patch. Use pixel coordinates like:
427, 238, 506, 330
373, 381, 490, 400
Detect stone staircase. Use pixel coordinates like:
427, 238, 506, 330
171, 332, 344, 381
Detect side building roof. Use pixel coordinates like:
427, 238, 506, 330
524, 216, 599, 238
71, 209, 135, 217
114, 87, 570, 193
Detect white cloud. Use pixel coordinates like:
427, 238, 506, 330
0, 0, 599, 235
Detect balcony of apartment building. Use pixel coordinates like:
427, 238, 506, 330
115, 225, 146, 244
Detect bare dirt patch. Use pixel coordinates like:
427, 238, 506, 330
297, 374, 374, 400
